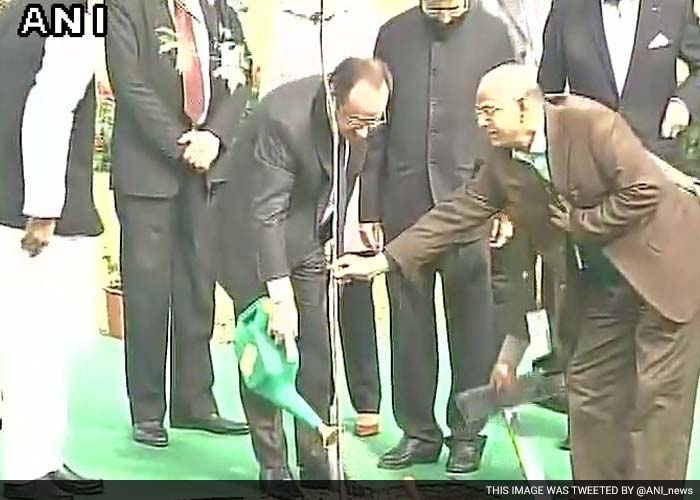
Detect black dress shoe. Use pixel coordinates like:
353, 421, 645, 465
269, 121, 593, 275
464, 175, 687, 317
50, 465, 103, 495
259, 467, 303, 500
536, 395, 568, 413
377, 437, 442, 470
133, 420, 169, 448
445, 435, 486, 474
531, 354, 564, 375
4, 478, 72, 500
170, 414, 250, 435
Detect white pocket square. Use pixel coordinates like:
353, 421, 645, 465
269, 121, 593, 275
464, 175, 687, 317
648, 32, 670, 49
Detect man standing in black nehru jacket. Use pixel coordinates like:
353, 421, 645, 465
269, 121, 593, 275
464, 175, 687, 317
0, 0, 104, 498
360, 0, 515, 473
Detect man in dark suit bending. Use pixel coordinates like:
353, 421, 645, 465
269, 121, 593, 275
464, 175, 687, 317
215, 58, 391, 493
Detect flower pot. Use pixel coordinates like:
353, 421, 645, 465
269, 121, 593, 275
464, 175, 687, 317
105, 286, 124, 340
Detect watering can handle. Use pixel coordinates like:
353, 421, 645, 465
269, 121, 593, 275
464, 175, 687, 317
261, 297, 299, 363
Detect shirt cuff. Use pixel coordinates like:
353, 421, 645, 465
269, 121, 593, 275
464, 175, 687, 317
22, 187, 66, 219
670, 96, 690, 114
266, 276, 294, 304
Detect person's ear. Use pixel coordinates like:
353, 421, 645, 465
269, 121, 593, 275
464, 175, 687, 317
518, 98, 529, 124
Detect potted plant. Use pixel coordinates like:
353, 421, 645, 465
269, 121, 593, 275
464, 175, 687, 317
103, 253, 124, 340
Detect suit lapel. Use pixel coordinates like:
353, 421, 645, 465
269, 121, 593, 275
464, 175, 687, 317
199, 0, 218, 40
148, 0, 175, 32
312, 92, 333, 178
544, 103, 570, 195
145, 0, 183, 93
315, 135, 332, 178
347, 142, 367, 183
590, 1, 618, 97
622, 0, 659, 97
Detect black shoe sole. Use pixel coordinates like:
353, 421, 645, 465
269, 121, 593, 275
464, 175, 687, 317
170, 423, 250, 435
445, 463, 481, 474
377, 453, 441, 470
133, 436, 169, 448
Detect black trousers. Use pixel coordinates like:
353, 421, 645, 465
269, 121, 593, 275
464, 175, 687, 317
340, 265, 381, 414
491, 232, 570, 416
222, 248, 333, 470
490, 231, 536, 344
115, 175, 218, 424
387, 239, 496, 444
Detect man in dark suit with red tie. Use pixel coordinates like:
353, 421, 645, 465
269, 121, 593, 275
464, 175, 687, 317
106, 0, 250, 447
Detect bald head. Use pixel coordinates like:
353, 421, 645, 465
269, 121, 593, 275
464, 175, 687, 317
474, 63, 545, 149
477, 63, 540, 102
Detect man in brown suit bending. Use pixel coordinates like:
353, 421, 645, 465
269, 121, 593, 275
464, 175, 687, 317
333, 63, 700, 480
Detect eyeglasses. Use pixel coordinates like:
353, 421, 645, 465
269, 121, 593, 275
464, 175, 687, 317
421, 1, 469, 18
475, 97, 526, 121
475, 105, 504, 121
345, 112, 387, 132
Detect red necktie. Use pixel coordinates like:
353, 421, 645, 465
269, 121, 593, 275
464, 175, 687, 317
174, 1, 205, 123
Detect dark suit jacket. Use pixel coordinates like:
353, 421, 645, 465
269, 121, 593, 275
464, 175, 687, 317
0, 0, 101, 237
386, 95, 700, 324
538, 0, 700, 170
105, 0, 250, 197
216, 77, 367, 307
360, 4, 515, 241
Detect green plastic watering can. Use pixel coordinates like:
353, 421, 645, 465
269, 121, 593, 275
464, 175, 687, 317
233, 297, 338, 447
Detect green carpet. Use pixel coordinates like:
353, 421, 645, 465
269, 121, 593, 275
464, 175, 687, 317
1, 328, 698, 482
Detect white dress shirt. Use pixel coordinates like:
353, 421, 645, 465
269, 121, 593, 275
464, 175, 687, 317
21, 20, 96, 219
167, 0, 212, 124
601, 0, 641, 96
